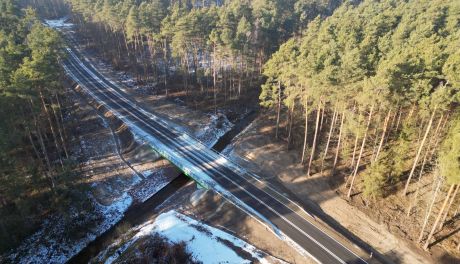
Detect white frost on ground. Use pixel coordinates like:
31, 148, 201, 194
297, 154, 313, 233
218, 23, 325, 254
221, 121, 255, 156
44, 17, 73, 29
95, 210, 274, 264
5, 142, 176, 264
6, 193, 132, 264
129, 168, 172, 203
195, 113, 233, 147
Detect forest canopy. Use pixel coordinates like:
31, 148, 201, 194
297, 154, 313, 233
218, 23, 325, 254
0, 0, 88, 253
1, 0, 459, 257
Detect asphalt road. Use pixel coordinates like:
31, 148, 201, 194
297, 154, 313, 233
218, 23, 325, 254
62, 47, 369, 264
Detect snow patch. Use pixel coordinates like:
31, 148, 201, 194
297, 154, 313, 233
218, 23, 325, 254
44, 17, 73, 29
129, 168, 172, 203
195, 113, 233, 147
189, 188, 208, 207
141, 169, 153, 178
95, 210, 273, 264
6, 193, 132, 264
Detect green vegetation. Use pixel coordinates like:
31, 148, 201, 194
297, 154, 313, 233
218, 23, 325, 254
1, 0, 459, 256
66, 0, 343, 109
261, 0, 459, 193
0, 0, 89, 253
62, 0, 460, 252
439, 113, 460, 185
260, 0, 460, 249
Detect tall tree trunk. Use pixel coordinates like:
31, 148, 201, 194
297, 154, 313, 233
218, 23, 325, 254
406, 104, 416, 123
374, 108, 392, 162
428, 113, 446, 160
332, 111, 345, 174
404, 109, 437, 196
301, 96, 309, 164
55, 94, 68, 142
275, 81, 281, 139
31, 100, 55, 191
370, 125, 380, 161
307, 99, 322, 176
238, 53, 242, 97
163, 38, 169, 96
212, 44, 217, 114
350, 111, 362, 168
319, 103, 325, 131
439, 184, 460, 230
321, 107, 337, 173
30, 100, 52, 173
287, 103, 295, 149
122, 31, 131, 57
351, 133, 359, 168
26, 127, 42, 162
38, 120, 56, 191
417, 119, 427, 145
395, 107, 403, 132
40, 90, 64, 168
406, 149, 430, 216
52, 95, 69, 159
423, 184, 456, 250
347, 105, 374, 198
418, 177, 442, 242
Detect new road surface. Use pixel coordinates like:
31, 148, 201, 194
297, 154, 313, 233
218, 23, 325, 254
62, 46, 369, 264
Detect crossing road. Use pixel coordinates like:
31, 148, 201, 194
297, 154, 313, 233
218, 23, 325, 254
62, 46, 369, 264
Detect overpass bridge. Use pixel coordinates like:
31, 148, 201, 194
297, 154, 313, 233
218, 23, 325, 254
62, 46, 370, 264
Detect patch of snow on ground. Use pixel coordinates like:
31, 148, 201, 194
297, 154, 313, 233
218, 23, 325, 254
221, 121, 255, 156
97, 210, 272, 264
141, 169, 153, 177
45, 17, 73, 29
196, 113, 233, 147
6, 193, 132, 264
129, 168, 172, 203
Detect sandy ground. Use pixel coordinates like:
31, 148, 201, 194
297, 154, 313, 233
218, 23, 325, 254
223, 114, 438, 264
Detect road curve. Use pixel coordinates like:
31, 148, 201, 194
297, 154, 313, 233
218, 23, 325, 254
62, 46, 369, 264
